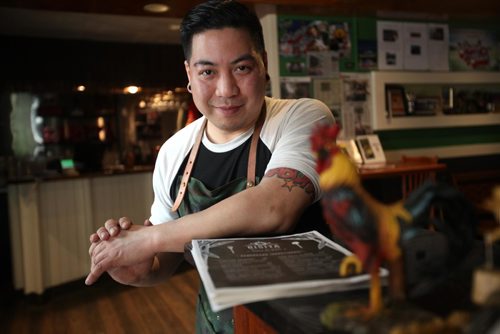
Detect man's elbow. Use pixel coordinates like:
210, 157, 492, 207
262, 205, 302, 235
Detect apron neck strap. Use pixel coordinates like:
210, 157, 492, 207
171, 118, 207, 212
171, 105, 266, 213
246, 104, 266, 188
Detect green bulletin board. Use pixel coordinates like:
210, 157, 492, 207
277, 15, 356, 76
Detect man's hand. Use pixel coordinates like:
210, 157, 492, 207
86, 217, 154, 286
86, 224, 158, 285
89, 217, 152, 243
99, 257, 155, 286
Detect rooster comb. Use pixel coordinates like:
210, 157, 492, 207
311, 123, 342, 173
311, 123, 341, 152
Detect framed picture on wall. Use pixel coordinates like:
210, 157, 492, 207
385, 85, 407, 117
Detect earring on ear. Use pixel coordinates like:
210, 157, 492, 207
187, 82, 192, 93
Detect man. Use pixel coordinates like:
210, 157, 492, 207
86, 1, 334, 332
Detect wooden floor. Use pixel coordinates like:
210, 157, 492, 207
0, 264, 200, 334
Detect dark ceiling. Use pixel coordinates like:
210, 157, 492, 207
0, 0, 498, 91
0, 0, 202, 18
1, 0, 497, 45
1, 0, 500, 19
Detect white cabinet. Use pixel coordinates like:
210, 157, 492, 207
369, 71, 500, 130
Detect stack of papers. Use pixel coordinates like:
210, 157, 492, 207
190, 230, 388, 312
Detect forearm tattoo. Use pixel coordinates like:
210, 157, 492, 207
265, 168, 315, 197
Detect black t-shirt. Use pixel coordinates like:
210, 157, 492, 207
170, 137, 271, 197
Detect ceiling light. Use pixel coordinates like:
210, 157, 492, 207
124, 86, 141, 94
143, 3, 170, 13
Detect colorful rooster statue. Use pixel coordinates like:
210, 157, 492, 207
311, 124, 477, 318
312, 124, 410, 315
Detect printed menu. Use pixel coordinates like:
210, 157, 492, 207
190, 230, 388, 311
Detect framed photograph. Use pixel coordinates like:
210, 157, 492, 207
336, 138, 363, 165
355, 134, 386, 165
385, 85, 407, 117
377, 21, 403, 70
414, 96, 441, 115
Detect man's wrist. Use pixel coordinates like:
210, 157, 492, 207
150, 222, 173, 253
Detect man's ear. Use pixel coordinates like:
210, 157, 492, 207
184, 60, 191, 82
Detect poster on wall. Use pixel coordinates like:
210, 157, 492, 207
449, 29, 499, 71
377, 21, 404, 70
312, 78, 342, 109
358, 40, 378, 70
306, 51, 339, 76
428, 23, 449, 71
403, 23, 429, 70
340, 73, 372, 137
278, 18, 352, 76
280, 77, 311, 99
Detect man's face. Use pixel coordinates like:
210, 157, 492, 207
184, 27, 267, 143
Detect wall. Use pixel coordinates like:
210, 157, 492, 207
0, 36, 187, 91
274, 12, 500, 163
0, 35, 186, 296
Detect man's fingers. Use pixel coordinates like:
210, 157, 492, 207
144, 219, 152, 226
89, 233, 100, 243
85, 264, 105, 286
86, 244, 112, 285
88, 217, 137, 244
91, 242, 118, 268
96, 227, 111, 240
104, 219, 120, 236
118, 217, 133, 230
89, 242, 97, 256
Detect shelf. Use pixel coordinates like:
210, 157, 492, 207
378, 113, 500, 130
370, 71, 500, 130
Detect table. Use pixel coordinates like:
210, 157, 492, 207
233, 290, 368, 334
233, 280, 474, 334
358, 161, 447, 180
233, 240, 500, 334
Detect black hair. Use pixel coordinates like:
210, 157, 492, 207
180, 0, 266, 61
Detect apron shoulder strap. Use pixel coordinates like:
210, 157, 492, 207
171, 118, 207, 212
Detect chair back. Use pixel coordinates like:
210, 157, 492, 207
401, 155, 439, 198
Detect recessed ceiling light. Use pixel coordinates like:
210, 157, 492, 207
143, 3, 170, 13
124, 86, 141, 94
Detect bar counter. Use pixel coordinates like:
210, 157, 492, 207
8, 164, 154, 184
8, 167, 154, 294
